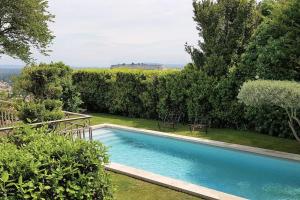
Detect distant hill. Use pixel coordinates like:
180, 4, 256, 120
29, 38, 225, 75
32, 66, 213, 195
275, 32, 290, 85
163, 64, 184, 69
110, 63, 184, 70
111, 63, 163, 70
0, 64, 24, 69
0, 66, 22, 82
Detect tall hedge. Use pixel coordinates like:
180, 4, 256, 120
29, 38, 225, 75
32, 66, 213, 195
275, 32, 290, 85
73, 69, 293, 138
73, 69, 179, 119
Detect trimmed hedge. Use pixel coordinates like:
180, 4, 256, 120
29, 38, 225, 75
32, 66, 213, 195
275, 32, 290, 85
73, 68, 293, 138
73, 69, 178, 118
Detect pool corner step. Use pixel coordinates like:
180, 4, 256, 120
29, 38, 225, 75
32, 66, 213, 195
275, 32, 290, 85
105, 162, 246, 200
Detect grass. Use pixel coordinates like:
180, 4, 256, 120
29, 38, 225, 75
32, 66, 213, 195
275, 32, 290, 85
90, 112, 300, 200
111, 173, 201, 200
90, 113, 300, 154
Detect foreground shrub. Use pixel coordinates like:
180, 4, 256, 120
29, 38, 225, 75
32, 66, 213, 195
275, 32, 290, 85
0, 125, 113, 199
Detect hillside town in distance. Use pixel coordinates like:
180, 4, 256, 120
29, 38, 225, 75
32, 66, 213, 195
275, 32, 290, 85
111, 63, 164, 70
0, 80, 12, 93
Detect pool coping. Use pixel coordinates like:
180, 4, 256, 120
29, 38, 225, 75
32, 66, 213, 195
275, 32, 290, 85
106, 163, 245, 200
92, 123, 300, 200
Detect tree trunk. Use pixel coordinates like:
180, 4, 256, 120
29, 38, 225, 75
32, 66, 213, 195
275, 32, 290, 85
288, 120, 300, 142
285, 108, 300, 142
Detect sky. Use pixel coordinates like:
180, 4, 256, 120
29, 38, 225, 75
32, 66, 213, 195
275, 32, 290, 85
1, 0, 199, 68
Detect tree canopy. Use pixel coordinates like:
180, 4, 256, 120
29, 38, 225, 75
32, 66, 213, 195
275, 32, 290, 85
187, 0, 259, 77
238, 0, 300, 81
238, 80, 300, 141
14, 62, 71, 99
238, 80, 300, 109
14, 62, 82, 112
0, 0, 54, 63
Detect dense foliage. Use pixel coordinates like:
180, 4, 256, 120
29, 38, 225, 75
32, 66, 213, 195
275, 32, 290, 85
0, 125, 114, 199
238, 0, 300, 81
186, 0, 260, 76
73, 68, 284, 136
17, 100, 64, 123
238, 80, 300, 141
0, 0, 54, 63
185, 0, 299, 137
238, 80, 300, 108
14, 63, 82, 116
73, 69, 177, 118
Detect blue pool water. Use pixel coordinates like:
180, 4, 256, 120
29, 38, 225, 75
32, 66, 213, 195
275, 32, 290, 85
93, 128, 300, 200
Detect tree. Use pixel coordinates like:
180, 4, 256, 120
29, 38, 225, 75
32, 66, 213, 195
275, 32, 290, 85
237, 0, 300, 81
187, 0, 260, 77
0, 0, 54, 63
238, 80, 300, 142
14, 62, 71, 100
14, 62, 82, 112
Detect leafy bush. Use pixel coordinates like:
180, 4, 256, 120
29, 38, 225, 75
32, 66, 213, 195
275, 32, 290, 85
17, 100, 64, 123
61, 78, 83, 112
0, 125, 114, 199
14, 62, 82, 112
244, 106, 290, 137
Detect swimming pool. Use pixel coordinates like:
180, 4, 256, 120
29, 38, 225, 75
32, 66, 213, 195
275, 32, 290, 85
93, 126, 300, 200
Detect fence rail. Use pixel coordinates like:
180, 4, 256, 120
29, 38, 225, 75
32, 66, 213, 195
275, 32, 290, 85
0, 100, 18, 128
0, 100, 93, 140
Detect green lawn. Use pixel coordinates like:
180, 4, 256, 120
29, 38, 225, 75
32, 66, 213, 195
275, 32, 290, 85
111, 173, 201, 200
90, 113, 300, 200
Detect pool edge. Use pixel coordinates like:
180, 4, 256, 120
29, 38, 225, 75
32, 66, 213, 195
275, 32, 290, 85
106, 162, 245, 200
92, 124, 300, 162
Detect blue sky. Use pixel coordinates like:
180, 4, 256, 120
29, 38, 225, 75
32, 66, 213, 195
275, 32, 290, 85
1, 0, 198, 67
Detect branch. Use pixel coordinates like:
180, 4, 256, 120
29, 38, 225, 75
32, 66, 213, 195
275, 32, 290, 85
288, 120, 300, 142
285, 108, 300, 142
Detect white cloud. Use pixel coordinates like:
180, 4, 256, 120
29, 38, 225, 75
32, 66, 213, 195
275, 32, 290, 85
0, 0, 198, 67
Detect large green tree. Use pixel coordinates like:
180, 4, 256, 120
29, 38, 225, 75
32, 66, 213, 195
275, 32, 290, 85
0, 0, 54, 63
238, 0, 300, 81
187, 0, 260, 77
